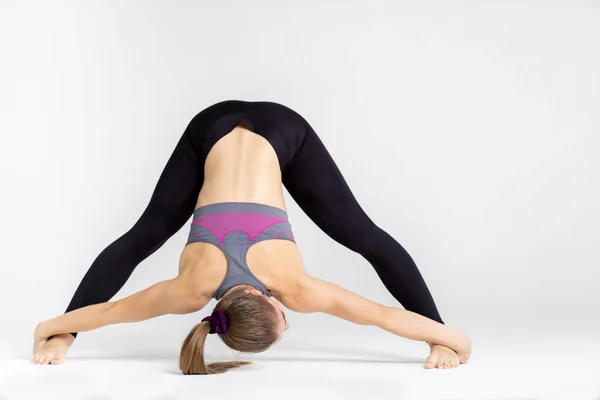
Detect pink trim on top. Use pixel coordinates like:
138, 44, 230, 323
188, 231, 207, 241
192, 212, 288, 243
273, 229, 294, 239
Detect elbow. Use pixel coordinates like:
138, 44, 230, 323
372, 305, 391, 329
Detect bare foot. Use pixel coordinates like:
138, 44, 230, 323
33, 333, 74, 365
425, 344, 460, 369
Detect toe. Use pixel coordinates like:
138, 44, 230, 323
424, 354, 438, 369
50, 358, 62, 365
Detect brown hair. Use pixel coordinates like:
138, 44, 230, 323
179, 289, 280, 375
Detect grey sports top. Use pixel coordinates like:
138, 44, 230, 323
185, 202, 296, 300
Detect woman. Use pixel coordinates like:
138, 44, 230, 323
32, 100, 471, 374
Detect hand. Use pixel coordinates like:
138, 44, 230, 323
33, 321, 50, 354
428, 333, 471, 365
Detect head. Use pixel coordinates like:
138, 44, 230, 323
179, 286, 289, 375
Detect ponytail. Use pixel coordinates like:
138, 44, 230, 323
180, 290, 280, 375
179, 318, 252, 375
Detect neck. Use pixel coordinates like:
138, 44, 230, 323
222, 284, 256, 297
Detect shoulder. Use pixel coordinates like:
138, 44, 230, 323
274, 274, 333, 313
276, 274, 387, 326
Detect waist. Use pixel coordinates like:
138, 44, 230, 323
197, 180, 286, 211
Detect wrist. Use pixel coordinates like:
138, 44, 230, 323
35, 321, 50, 339
40, 318, 58, 338
51, 332, 76, 344
431, 326, 463, 350
424, 324, 452, 347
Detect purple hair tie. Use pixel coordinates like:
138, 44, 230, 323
202, 309, 228, 334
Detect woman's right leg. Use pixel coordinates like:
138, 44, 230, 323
64, 122, 204, 336
282, 125, 444, 324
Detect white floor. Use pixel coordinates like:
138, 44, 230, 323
1, 358, 597, 400
2, 338, 599, 400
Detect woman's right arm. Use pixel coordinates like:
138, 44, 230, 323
282, 275, 468, 353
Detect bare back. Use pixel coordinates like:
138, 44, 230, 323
179, 125, 306, 299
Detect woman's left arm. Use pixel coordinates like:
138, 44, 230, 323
35, 277, 208, 343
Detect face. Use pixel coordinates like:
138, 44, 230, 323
244, 288, 289, 342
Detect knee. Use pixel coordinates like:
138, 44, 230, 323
336, 222, 387, 256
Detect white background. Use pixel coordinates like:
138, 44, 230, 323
1, 0, 599, 368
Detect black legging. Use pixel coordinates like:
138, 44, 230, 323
65, 100, 443, 337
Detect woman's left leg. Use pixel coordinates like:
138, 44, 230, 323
63, 122, 204, 334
